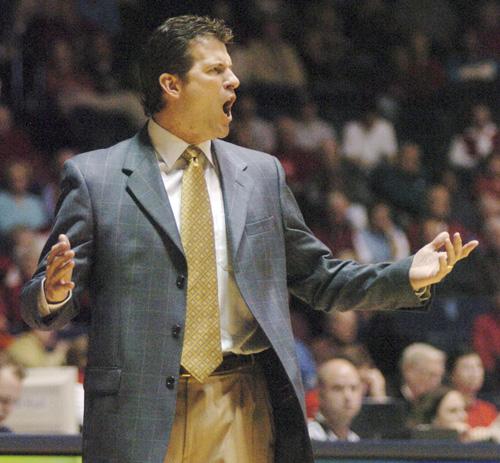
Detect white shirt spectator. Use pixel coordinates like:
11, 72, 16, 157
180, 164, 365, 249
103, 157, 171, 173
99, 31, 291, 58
342, 118, 397, 170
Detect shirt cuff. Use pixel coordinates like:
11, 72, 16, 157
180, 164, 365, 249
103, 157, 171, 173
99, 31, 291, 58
413, 285, 431, 302
38, 278, 72, 316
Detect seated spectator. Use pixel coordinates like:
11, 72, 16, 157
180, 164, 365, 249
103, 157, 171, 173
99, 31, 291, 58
313, 138, 372, 206
409, 386, 500, 443
396, 343, 446, 409
448, 347, 498, 428
240, 18, 307, 91
0, 161, 49, 237
7, 329, 70, 368
295, 100, 336, 152
474, 153, 500, 217
342, 103, 397, 172
448, 104, 498, 171
408, 387, 471, 441
353, 202, 410, 264
479, 217, 500, 296
370, 142, 427, 217
231, 94, 276, 153
0, 354, 24, 433
2, 227, 45, 333
308, 358, 363, 442
472, 290, 500, 391
312, 311, 371, 366
0, 104, 43, 170
312, 189, 366, 258
41, 147, 77, 220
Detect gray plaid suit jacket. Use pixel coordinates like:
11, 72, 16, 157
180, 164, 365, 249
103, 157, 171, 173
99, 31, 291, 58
22, 127, 427, 463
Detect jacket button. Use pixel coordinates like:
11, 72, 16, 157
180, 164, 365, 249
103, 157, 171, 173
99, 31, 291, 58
172, 324, 181, 338
176, 275, 185, 289
166, 376, 176, 389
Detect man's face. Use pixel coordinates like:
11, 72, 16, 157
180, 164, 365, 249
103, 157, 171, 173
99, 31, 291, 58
405, 359, 445, 399
175, 36, 239, 143
0, 368, 22, 424
319, 361, 363, 426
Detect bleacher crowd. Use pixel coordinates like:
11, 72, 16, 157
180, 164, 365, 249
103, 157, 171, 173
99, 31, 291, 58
0, 0, 498, 440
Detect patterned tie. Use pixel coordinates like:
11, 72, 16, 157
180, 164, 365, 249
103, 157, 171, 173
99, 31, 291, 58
180, 145, 222, 382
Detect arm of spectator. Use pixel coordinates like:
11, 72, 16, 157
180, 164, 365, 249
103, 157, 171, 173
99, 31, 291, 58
359, 366, 387, 401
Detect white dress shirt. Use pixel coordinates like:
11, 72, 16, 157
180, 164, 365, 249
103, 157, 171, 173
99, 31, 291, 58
41, 118, 269, 354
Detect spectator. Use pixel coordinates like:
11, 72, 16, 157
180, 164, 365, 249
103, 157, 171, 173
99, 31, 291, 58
313, 137, 372, 206
0, 354, 24, 433
312, 189, 366, 258
312, 311, 371, 366
295, 100, 336, 152
0, 161, 49, 236
6, 329, 70, 368
342, 103, 398, 172
474, 153, 500, 217
2, 228, 45, 333
41, 147, 77, 220
0, 104, 43, 170
409, 386, 500, 443
448, 104, 498, 171
472, 289, 500, 391
231, 93, 276, 153
408, 387, 470, 441
370, 142, 427, 217
240, 18, 307, 91
308, 358, 363, 442
397, 343, 446, 407
448, 347, 498, 428
353, 202, 410, 264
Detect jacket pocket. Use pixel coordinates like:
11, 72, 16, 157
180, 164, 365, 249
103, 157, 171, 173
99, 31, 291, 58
84, 367, 122, 395
245, 216, 275, 236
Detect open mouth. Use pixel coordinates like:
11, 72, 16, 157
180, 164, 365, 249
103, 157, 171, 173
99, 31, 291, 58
223, 96, 236, 120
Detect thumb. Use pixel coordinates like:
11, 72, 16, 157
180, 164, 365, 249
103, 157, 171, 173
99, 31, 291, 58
430, 231, 450, 250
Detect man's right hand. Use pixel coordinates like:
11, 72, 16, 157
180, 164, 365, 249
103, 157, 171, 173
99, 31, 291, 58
44, 234, 75, 304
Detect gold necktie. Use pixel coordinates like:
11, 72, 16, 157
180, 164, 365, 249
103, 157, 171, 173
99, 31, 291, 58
180, 145, 222, 382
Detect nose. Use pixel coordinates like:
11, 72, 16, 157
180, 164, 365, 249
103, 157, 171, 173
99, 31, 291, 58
225, 69, 240, 90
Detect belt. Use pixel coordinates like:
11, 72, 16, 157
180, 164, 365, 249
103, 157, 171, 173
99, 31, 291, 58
179, 352, 261, 377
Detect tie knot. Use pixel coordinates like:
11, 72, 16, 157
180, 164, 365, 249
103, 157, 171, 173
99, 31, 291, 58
182, 145, 205, 167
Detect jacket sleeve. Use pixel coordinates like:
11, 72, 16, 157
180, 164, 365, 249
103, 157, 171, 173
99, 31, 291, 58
274, 157, 428, 313
21, 159, 95, 330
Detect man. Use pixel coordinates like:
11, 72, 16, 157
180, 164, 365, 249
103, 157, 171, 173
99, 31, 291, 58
0, 354, 24, 433
308, 358, 363, 442
21, 15, 478, 463
398, 343, 446, 406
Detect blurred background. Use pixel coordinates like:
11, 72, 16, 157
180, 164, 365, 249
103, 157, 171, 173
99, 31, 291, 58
0, 0, 498, 447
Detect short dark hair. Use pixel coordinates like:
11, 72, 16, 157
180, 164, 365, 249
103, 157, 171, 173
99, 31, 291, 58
139, 15, 233, 117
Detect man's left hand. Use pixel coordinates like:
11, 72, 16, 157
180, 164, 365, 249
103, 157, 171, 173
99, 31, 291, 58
409, 231, 479, 291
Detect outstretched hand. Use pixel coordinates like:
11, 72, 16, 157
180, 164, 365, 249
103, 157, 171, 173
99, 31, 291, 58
44, 234, 75, 303
409, 231, 479, 291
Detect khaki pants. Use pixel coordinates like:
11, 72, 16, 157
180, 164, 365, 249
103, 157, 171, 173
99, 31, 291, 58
164, 363, 275, 463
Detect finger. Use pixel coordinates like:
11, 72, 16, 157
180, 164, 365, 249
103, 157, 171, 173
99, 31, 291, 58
453, 232, 462, 258
431, 231, 450, 250
438, 253, 448, 276
48, 260, 75, 283
460, 240, 479, 259
47, 251, 75, 274
47, 242, 71, 264
445, 237, 457, 266
59, 234, 71, 247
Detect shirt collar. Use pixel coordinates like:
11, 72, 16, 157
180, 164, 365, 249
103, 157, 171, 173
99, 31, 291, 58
147, 118, 213, 170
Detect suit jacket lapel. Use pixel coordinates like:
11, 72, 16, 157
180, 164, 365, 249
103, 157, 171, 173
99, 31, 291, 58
122, 128, 183, 254
213, 139, 254, 262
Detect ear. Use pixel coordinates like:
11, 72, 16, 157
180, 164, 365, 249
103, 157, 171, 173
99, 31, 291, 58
159, 72, 182, 100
